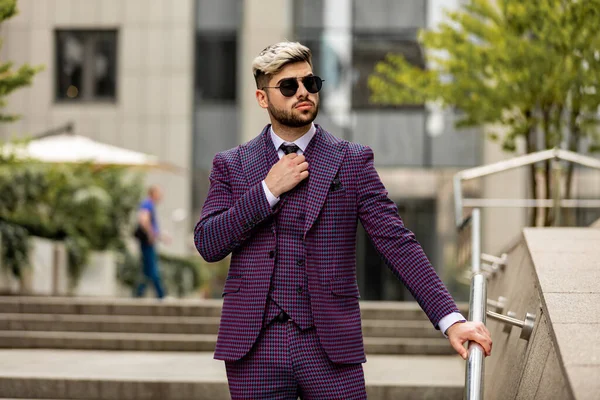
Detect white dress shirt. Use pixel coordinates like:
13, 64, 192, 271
260, 123, 316, 207
260, 123, 465, 336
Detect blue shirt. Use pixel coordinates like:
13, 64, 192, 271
139, 198, 158, 234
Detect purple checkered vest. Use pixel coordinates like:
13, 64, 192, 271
263, 137, 315, 329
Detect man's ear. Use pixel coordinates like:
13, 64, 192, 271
256, 90, 269, 109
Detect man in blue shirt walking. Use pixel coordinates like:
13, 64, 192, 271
134, 185, 167, 299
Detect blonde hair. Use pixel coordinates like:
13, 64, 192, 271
252, 42, 312, 89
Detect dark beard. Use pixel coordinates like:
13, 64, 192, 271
268, 100, 319, 128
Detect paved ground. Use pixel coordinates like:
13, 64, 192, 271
0, 349, 464, 387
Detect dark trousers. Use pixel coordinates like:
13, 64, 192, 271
225, 319, 367, 400
134, 243, 165, 299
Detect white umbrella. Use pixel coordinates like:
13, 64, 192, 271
2, 129, 180, 172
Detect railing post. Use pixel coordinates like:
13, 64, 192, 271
551, 158, 562, 227
471, 208, 481, 274
465, 273, 487, 400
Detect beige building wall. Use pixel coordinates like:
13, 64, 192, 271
240, 0, 293, 143
481, 128, 528, 256
0, 0, 195, 255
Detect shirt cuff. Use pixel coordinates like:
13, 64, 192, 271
439, 312, 467, 338
261, 180, 280, 208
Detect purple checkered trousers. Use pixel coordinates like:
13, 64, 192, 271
225, 317, 366, 400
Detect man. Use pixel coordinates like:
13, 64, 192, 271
195, 42, 492, 399
135, 185, 166, 299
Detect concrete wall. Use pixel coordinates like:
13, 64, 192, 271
482, 238, 573, 399
0, 237, 121, 298
480, 128, 528, 256
0, 0, 195, 255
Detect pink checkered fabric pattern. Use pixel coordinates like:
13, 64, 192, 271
194, 125, 460, 364
267, 134, 317, 330
225, 320, 366, 399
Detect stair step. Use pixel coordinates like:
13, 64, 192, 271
359, 301, 469, 321
0, 331, 454, 355
362, 319, 441, 338
0, 297, 223, 318
0, 378, 463, 400
0, 331, 217, 352
0, 314, 442, 338
0, 314, 221, 335
0, 297, 468, 321
0, 350, 464, 400
364, 337, 455, 355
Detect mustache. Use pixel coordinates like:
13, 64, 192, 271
293, 99, 315, 107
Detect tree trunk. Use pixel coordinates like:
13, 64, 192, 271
542, 108, 553, 226
544, 159, 553, 226
563, 106, 581, 226
526, 123, 538, 226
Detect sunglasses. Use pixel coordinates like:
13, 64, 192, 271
262, 76, 324, 97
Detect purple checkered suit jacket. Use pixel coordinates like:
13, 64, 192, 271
194, 125, 460, 364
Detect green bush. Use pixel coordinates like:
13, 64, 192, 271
0, 161, 144, 287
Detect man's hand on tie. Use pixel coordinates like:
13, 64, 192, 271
264, 154, 309, 197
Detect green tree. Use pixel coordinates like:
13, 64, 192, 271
0, 0, 43, 122
369, 0, 600, 226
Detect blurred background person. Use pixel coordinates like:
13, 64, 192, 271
134, 185, 169, 299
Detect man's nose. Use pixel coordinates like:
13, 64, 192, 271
296, 80, 309, 97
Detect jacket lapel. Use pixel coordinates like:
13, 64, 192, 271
239, 125, 272, 188
303, 126, 347, 237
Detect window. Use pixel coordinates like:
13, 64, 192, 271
55, 30, 118, 102
352, 34, 425, 109
195, 33, 237, 102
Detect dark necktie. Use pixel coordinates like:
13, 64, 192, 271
280, 143, 300, 155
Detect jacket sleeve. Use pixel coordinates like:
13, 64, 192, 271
194, 152, 272, 262
356, 146, 459, 328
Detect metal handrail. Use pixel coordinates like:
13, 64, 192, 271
465, 273, 487, 400
454, 148, 600, 399
453, 147, 600, 227
460, 208, 486, 400
470, 209, 481, 274
487, 310, 536, 340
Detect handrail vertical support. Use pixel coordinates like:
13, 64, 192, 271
471, 208, 481, 274
465, 273, 487, 400
454, 174, 464, 227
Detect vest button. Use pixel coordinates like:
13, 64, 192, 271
296, 259, 305, 266
269, 250, 275, 258
296, 286, 303, 294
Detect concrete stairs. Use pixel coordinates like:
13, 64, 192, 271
0, 297, 467, 355
0, 296, 467, 399
0, 350, 465, 400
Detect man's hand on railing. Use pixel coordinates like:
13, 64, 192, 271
446, 321, 492, 360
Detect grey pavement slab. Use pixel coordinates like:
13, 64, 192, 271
535, 266, 600, 294
524, 227, 600, 254
566, 366, 600, 400
542, 293, 600, 324
552, 323, 600, 366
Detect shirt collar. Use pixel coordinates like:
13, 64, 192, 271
269, 123, 316, 153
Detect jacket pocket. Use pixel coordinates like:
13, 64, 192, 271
221, 276, 242, 297
330, 278, 360, 298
